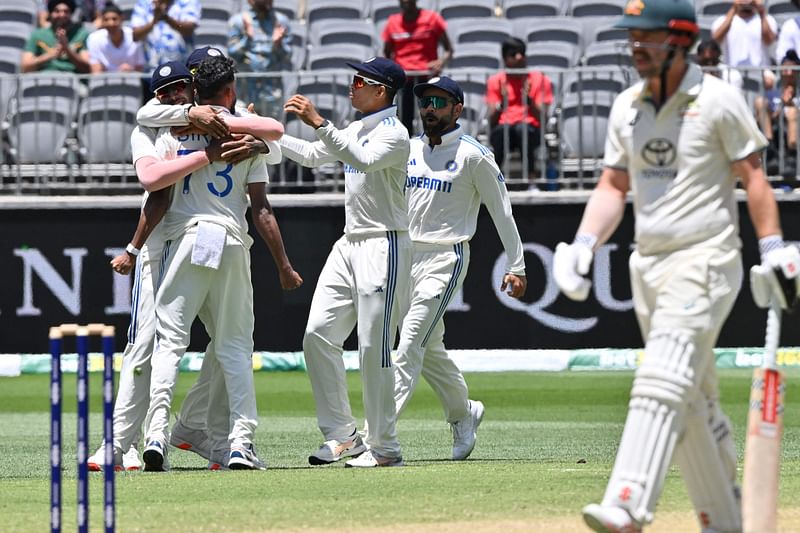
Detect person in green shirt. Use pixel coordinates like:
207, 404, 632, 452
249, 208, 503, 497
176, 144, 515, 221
22, 0, 90, 73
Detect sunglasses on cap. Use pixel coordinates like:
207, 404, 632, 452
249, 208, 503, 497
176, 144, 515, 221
352, 74, 388, 89
417, 95, 457, 109
155, 79, 190, 98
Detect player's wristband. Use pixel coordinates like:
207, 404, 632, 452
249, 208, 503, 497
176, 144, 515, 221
316, 119, 330, 129
574, 233, 598, 251
759, 235, 785, 259
125, 243, 140, 257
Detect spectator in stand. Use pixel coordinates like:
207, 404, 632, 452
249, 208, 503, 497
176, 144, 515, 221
485, 37, 553, 174
776, 0, 800, 63
382, 0, 453, 132
22, 0, 91, 73
88, 3, 145, 73
711, 0, 777, 68
228, 0, 293, 119
696, 38, 743, 91
756, 50, 800, 176
38, 0, 103, 28
131, 0, 200, 74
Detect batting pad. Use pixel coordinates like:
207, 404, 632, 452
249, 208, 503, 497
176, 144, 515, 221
603, 329, 696, 524
674, 398, 742, 532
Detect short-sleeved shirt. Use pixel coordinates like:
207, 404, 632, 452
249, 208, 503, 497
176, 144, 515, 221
87, 26, 144, 72
381, 9, 446, 72
228, 7, 292, 73
24, 24, 90, 72
131, 0, 201, 73
604, 64, 768, 256
485, 71, 554, 128
711, 13, 777, 67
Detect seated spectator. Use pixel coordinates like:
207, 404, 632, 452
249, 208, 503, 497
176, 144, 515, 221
756, 50, 800, 177
485, 37, 553, 172
228, 0, 292, 119
382, 0, 453, 133
38, 0, 102, 28
696, 38, 743, 91
88, 3, 145, 73
776, 0, 800, 63
131, 0, 200, 74
22, 0, 91, 73
711, 0, 777, 68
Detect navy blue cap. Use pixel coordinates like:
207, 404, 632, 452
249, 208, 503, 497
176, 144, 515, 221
185, 46, 225, 70
345, 57, 406, 91
412, 76, 464, 103
150, 61, 192, 93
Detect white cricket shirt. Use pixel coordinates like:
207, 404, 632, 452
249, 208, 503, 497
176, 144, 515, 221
279, 105, 410, 236
604, 63, 768, 256
407, 125, 525, 275
130, 124, 166, 251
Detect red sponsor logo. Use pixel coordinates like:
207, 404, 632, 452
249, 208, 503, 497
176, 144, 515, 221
699, 512, 710, 527
762, 370, 780, 424
619, 486, 632, 502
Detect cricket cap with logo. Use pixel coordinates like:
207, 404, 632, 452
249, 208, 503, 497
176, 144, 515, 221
150, 61, 193, 93
614, 0, 698, 37
345, 57, 406, 90
186, 46, 225, 73
412, 76, 464, 104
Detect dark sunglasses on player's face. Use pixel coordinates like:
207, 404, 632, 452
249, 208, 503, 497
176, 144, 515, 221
352, 74, 387, 89
418, 95, 455, 110
155, 80, 189, 98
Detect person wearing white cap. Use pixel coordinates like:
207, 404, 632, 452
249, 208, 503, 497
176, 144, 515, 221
395, 76, 527, 461
137, 55, 302, 471
281, 56, 411, 468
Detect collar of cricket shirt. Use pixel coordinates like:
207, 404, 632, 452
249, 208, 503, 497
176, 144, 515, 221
636, 62, 704, 103
420, 123, 462, 149
359, 105, 399, 129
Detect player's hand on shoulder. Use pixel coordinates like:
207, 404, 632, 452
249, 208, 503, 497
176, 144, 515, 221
751, 241, 800, 311
501, 274, 527, 299
204, 136, 230, 163
279, 267, 303, 290
552, 237, 595, 302
221, 134, 262, 165
188, 105, 229, 138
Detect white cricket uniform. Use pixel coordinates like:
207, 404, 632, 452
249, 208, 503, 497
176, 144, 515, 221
279, 105, 411, 458
143, 106, 268, 450
395, 125, 525, 422
599, 64, 767, 528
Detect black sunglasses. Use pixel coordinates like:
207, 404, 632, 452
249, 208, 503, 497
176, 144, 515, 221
417, 95, 457, 109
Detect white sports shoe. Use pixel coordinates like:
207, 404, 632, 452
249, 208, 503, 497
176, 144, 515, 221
169, 418, 211, 460
582, 503, 642, 533
87, 443, 122, 472
451, 400, 485, 460
227, 443, 266, 471
344, 449, 404, 468
308, 431, 367, 465
122, 446, 142, 471
143, 439, 169, 472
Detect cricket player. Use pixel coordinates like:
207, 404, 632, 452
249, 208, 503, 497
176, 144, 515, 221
553, 1, 800, 531
280, 57, 411, 468
137, 55, 302, 471
395, 76, 527, 461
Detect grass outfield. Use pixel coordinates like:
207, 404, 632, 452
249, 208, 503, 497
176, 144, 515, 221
1, 369, 799, 532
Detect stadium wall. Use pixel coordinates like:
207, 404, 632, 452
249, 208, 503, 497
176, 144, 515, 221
1, 193, 799, 354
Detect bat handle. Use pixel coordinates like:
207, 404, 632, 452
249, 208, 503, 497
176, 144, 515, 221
764, 300, 782, 370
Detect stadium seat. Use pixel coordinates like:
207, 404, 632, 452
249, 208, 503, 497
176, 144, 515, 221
114, 0, 137, 20
199, 0, 236, 22
438, 0, 495, 20
513, 17, 583, 47
309, 19, 377, 49
306, 0, 365, 25
372, 0, 437, 24
7, 100, 72, 163
273, 0, 300, 20
448, 42, 502, 69
584, 41, 632, 67
0, 22, 31, 50
769, 0, 796, 15
0, 0, 37, 26
287, 22, 308, 71
526, 41, 580, 68
0, 73, 17, 127
87, 75, 143, 100
448, 71, 488, 137
502, 0, 564, 18
559, 92, 614, 158
562, 70, 629, 94
0, 46, 23, 74
306, 43, 375, 70
696, 14, 717, 44
697, 0, 731, 16
18, 73, 80, 119
588, 20, 629, 45
194, 20, 230, 51
568, 0, 625, 17
448, 17, 513, 45
78, 96, 138, 163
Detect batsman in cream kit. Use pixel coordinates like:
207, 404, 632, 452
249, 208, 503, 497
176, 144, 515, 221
553, 0, 800, 531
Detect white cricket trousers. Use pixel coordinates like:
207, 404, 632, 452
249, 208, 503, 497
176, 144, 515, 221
111, 241, 228, 453
303, 231, 411, 458
394, 241, 471, 422
145, 230, 257, 449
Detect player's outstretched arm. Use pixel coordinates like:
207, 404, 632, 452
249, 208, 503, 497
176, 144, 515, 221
136, 138, 225, 192
110, 188, 171, 274
248, 182, 303, 290
224, 115, 284, 142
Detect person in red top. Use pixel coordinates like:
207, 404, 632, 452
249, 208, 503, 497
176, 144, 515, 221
382, 0, 453, 132
485, 37, 554, 172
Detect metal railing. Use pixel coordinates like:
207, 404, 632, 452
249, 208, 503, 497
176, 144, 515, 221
1, 65, 797, 195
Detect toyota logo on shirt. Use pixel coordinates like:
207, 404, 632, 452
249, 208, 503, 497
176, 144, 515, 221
641, 138, 676, 167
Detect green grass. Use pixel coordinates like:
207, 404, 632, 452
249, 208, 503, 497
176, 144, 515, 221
1, 370, 799, 532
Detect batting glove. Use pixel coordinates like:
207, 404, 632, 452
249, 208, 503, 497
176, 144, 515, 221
750, 236, 800, 310
553, 234, 596, 301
